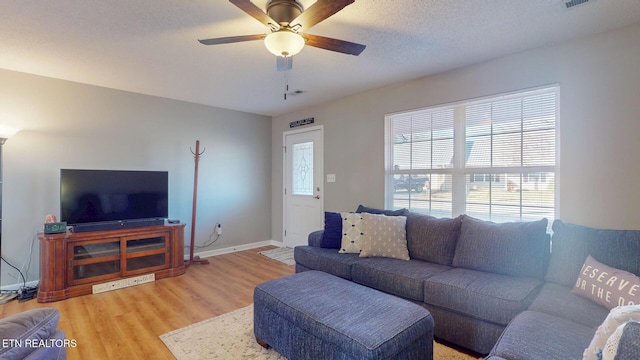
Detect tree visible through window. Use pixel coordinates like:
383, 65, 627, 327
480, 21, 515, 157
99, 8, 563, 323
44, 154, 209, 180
385, 86, 558, 223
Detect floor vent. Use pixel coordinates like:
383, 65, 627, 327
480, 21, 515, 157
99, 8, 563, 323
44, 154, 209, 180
92, 273, 155, 294
565, 0, 589, 9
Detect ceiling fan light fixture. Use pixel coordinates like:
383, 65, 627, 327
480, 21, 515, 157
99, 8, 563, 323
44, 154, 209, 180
264, 30, 305, 57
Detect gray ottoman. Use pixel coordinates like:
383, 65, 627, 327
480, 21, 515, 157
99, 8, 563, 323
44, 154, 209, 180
254, 270, 434, 360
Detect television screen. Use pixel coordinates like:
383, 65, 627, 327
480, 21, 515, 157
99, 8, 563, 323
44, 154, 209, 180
60, 169, 168, 225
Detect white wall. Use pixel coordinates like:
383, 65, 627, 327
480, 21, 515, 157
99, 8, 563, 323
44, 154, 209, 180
271, 23, 640, 240
0, 69, 272, 287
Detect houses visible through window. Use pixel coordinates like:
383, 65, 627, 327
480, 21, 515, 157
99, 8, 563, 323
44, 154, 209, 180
385, 86, 558, 223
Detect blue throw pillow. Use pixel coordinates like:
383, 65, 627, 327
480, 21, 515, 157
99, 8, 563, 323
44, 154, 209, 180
321, 212, 342, 249
355, 204, 408, 216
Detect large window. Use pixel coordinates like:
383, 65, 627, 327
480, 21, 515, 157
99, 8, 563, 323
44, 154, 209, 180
385, 86, 558, 223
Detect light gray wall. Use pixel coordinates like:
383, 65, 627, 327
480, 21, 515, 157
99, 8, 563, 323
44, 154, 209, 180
0, 69, 271, 287
271, 23, 640, 240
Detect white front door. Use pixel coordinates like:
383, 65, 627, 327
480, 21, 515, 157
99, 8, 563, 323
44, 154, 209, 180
283, 126, 323, 248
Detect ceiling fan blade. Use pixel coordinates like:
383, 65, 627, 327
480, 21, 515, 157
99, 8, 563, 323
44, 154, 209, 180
276, 56, 293, 72
291, 0, 355, 30
229, 0, 279, 30
302, 33, 366, 56
198, 34, 266, 45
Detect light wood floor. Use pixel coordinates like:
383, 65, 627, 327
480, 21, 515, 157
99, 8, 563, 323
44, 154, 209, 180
0, 246, 294, 360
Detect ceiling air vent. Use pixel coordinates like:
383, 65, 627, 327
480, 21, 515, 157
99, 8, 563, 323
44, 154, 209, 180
565, 0, 589, 8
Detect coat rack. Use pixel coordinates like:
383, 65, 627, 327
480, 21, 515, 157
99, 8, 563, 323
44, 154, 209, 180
186, 140, 209, 266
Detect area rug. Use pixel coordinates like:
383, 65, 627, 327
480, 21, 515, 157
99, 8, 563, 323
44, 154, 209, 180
258, 247, 295, 266
160, 305, 482, 360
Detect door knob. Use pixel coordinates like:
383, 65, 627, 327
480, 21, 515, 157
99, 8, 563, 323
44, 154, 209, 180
313, 195, 320, 199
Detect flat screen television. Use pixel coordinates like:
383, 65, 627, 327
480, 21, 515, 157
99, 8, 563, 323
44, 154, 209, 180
60, 169, 168, 232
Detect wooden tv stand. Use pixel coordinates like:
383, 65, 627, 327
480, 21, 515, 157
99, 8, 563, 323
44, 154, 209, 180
38, 223, 186, 303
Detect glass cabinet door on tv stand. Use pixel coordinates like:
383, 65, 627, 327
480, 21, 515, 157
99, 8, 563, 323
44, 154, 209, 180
124, 233, 170, 275
66, 232, 170, 286
68, 238, 121, 285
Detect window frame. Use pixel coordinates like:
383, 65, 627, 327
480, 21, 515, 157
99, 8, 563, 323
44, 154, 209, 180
384, 85, 560, 222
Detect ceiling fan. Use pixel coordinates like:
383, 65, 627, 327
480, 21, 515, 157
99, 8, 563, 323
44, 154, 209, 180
198, 0, 366, 71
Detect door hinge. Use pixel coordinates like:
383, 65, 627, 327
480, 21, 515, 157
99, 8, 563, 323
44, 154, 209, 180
68, 259, 73, 269
283, 145, 287, 153
284, 230, 287, 236
284, 188, 287, 195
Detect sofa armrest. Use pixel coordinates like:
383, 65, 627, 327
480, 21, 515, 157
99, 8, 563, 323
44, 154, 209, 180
308, 230, 324, 247
0, 308, 66, 360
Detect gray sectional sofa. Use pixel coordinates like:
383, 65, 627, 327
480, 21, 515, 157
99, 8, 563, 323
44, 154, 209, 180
294, 209, 640, 359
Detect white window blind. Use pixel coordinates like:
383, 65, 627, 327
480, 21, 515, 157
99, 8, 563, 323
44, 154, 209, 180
385, 86, 558, 223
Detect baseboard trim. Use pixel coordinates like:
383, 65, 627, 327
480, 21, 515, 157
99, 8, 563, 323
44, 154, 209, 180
1, 280, 40, 292
190, 240, 284, 260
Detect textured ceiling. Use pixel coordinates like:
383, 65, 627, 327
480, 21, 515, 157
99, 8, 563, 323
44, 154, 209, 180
2, 0, 640, 116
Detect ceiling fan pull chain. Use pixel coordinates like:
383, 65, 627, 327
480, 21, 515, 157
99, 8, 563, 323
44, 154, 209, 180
284, 72, 289, 100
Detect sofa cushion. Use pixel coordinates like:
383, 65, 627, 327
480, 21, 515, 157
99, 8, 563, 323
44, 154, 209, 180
452, 215, 550, 279
320, 212, 342, 249
488, 310, 595, 360
584, 305, 640, 360
352, 258, 451, 302
294, 246, 361, 280
572, 255, 640, 310
528, 282, 609, 328
359, 213, 409, 260
406, 213, 462, 266
545, 220, 640, 287
338, 212, 364, 254
355, 204, 408, 216
424, 267, 542, 325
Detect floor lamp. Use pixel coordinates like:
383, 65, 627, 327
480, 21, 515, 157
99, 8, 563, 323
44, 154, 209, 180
0, 126, 21, 303
185, 140, 209, 267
